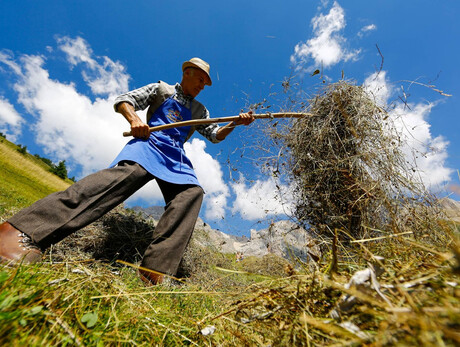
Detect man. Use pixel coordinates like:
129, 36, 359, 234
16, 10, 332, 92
0, 57, 254, 285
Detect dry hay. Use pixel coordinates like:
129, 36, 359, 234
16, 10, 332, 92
45, 207, 287, 288
206, 239, 460, 346
46, 207, 211, 280
212, 79, 460, 345
265, 80, 445, 243
46, 206, 155, 264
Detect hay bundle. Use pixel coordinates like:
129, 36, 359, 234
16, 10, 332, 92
268, 80, 438, 240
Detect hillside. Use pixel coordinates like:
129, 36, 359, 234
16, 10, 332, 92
0, 137, 71, 214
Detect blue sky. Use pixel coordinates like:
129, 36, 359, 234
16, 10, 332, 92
0, 1, 459, 236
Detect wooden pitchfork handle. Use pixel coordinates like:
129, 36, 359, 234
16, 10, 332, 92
122, 112, 309, 137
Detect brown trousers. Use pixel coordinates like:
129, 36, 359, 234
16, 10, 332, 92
8, 161, 203, 276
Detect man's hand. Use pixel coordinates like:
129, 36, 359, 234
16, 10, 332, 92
233, 111, 255, 126
130, 119, 150, 139
117, 102, 150, 139
216, 111, 255, 141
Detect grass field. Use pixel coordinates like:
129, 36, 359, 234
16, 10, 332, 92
0, 136, 459, 346
0, 138, 71, 215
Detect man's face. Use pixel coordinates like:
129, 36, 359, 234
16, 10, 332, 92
181, 68, 209, 97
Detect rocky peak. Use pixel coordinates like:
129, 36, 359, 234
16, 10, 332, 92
132, 205, 319, 263
439, 197, 460, 223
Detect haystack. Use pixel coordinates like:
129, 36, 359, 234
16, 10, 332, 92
267, 80, 442, 241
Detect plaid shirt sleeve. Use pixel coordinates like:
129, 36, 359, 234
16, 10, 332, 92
195, 107, 221, 143
113, 83, 160, 112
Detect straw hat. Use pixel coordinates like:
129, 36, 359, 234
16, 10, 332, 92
182, 57, 212, 86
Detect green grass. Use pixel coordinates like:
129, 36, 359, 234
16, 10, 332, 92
0, 141, 279, 344
1, 137, 459, 346
0, 262, 239, 346
0, 138, 70, 214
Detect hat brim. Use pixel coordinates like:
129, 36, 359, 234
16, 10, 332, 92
182, 62, 212, 86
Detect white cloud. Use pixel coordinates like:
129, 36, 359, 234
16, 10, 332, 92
57, 36, 129, 96
185, 138, 230, 220
230, 175, 292, 220
291, 1, 360, 71
391, 102, 452, 188
0, 38, 138, 179
358, 24, 377, 38
0, 97, 21, 125
126, 180, 164, 205
363, 71, 391, 105
0, 96, 23, 141
364, 71, 453, 189
8, 53, 128, 176
319, 0, 331, 9
58, 36, 96, 68
0, 51, 22, 75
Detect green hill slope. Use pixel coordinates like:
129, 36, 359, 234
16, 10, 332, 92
0, 137, 71, 215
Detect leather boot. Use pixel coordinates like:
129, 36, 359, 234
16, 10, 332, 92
0, 222, 42, 264
138, 268, 164, 286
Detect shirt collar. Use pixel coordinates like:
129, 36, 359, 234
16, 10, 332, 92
175, 83, 194, 102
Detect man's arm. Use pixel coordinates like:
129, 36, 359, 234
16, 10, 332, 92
216, 112, 255, 141
116, 102, 150, 139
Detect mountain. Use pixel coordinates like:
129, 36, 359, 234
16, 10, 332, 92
130, 206, 165, 220
438, 197, 460, 223
132, 205, 321, 263
133, 197, 460, 264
